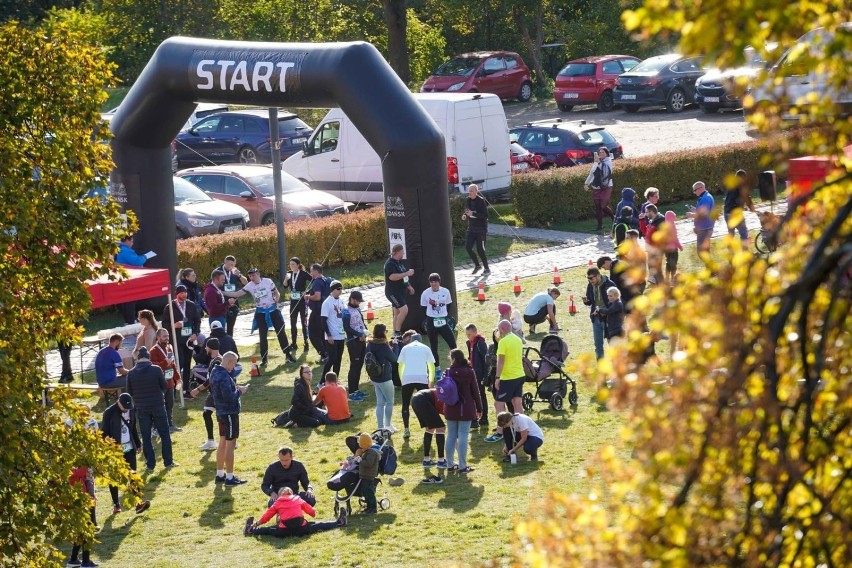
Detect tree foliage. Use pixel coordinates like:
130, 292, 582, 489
512, 2, 851, 566
0, 22, 142, 566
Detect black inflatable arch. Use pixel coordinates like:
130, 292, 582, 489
110, 37, 455, 325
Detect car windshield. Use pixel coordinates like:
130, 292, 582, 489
558, 63, 596, 77
631, 55, 681, 73
434, 57, 481, 77
246, 172, 309, 196
576, 129, 617, 148
173, 177, 214, 205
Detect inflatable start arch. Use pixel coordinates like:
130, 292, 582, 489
110, 37, 456, 325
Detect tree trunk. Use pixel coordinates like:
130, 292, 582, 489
381, 0, 411, 85
512, 4, 547, 88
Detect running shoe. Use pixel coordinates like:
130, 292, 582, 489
403, 428, 411, 439
199, 439, 218, 451
112, 504, 121, 514
135, 500, 151, 514
484, 433, 502, 443
422, 458, 436, 467
436, 459, 448, 469
420, 475, 443, 484
482, 269, 491, 276
224, 476, 247, 486
471, 265, 481, 275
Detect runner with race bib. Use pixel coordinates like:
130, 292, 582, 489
420, 272, 457, 378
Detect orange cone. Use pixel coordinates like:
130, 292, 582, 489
477, 282, 486, 302
250, 356, 261, 377
568, 295, 577, 315
366, 302, 375, 321
552, 266, 561, 285
513, 275, 522, 294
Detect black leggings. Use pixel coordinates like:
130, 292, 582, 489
426, 319, 456, 364
253, 520, 339, 537
288, 300, 308, 347
203, 409, 215, 440
477, 381, 489, 421
401, 383, 428, 429
465, 231, 488, 270
308, 309, 325, 358
347, 340, 366, 393
109, 451, 137, 506
323, 339, 344, 377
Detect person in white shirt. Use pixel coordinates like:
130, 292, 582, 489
321, 280, 347, 378
419, 273, 457, 376
225, 268, 297, 365
497, 411, 544, 462
397, 330, 436, 440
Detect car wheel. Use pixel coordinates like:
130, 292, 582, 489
597, 90, 615, 112
701, 104, 720, 114
666, 88, 686, 113
623, 104, 640, 113
558, 104, 574, 112
261, 214, 275, 226
237, 146, 258, 164
175, 227, 190, 240
517, 81, 533, 102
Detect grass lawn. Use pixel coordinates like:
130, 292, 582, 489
103, 87, 131, 112
75, 265, 626, 567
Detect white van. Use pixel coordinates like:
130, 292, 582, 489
282, 93, 512, 203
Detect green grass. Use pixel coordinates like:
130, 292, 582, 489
74, 266, 624, 567
102, 87, 131, 112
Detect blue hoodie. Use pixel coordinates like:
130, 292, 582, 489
210, 363, 241, 416
614, 188, 639, 227
116, 242, 148, 267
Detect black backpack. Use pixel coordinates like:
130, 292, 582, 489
592, 162, 611, 189
364, 348, 384, 379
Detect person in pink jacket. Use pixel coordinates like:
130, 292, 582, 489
663, 210, 683, 283
244, 487, 344, 537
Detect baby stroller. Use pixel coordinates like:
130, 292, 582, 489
521, 334, 577, 410
754, 210, 781, 255
327, 429, 397, 520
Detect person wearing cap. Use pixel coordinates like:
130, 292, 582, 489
320, 280, 347, 378
94, 333, 129, 389
497, 302, 525, 342
207, 319, 238, 358
149, 328, 182, 433
342, 290, 370, 401
462, 183, 490, 276
522, 287, 561, 335
420, 272, 457, 374
102, 393, 151, 515
224, 267, 297, 365
384, 244, 415, 336
355, 433, 380, 514
126, 347, 176, 471
161, 283, 202, 397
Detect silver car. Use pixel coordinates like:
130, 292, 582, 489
173, 176, 250, 238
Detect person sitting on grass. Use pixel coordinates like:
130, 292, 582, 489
314, 372, 352, 424
261, 447, 316, 506
522, 287, 561, 335
244, 487, 345, 538
497, 411, 544, 462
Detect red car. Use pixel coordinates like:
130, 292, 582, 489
420, 51, 534, 102
510, 142, 541, 173
554, 55, 640, 112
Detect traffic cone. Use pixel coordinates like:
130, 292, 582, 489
366, 302, 375, 321
568, 295, 577, 315
552, 266, 561, 285
477, 282, 486, 302
250, 356, 261, 377
513, 275, 522, 294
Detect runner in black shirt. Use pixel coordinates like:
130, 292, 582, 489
384, 244, 415, 337
462, 184, 490, 276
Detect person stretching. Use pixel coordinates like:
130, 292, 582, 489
244, 487, 344, 537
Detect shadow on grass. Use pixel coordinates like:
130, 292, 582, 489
411, 476, 485, 513
198, 483, 236, 529
497, 459, 543, 479
95, 515, 143, 562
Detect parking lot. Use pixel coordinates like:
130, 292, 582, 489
504, 99, 756, 158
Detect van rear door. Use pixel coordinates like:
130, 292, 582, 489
479, 99, 512, 195
452, 99, 489, 194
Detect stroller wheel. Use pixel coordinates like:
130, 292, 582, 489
379, 498, 390, 510
522, 392, 534, 412
568, 388, 578, 407
549, 393, 563, 411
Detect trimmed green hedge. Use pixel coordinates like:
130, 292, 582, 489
511, 139, 780, 227
177, 207, 387, 281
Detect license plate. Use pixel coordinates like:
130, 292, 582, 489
512, 162, 529, 172
621, 94, 636, 100
223, 225, 242, 233
704, 96, 720, 103
291, 137, 307, 144
563, 93, 579, 99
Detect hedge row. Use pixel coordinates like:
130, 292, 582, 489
510, 139, 781, 227
177, 199, 471, 279
177, 207, 387, 281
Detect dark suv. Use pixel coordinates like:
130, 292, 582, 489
508, 119, 623, 169
174, 109, 312, 169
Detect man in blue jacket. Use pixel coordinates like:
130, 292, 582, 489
687, 181, 716, 255
581, 268, 614, 360
126, 347, 175, 471
211, 351, 249, 486
115, 234, 151, 324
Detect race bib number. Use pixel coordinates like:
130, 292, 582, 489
164, 369, 174, 380
122, 442, 134, 453
433, 317, 446, 328
181, 327, 192, 337
255, 288, 270, 300
224, 284, 236, 292
290, 291, 301, 301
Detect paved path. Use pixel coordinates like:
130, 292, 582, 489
44, 202, 784, 379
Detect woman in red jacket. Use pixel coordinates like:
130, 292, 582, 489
244, 487, 345, 537
443, 349, 483, 474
